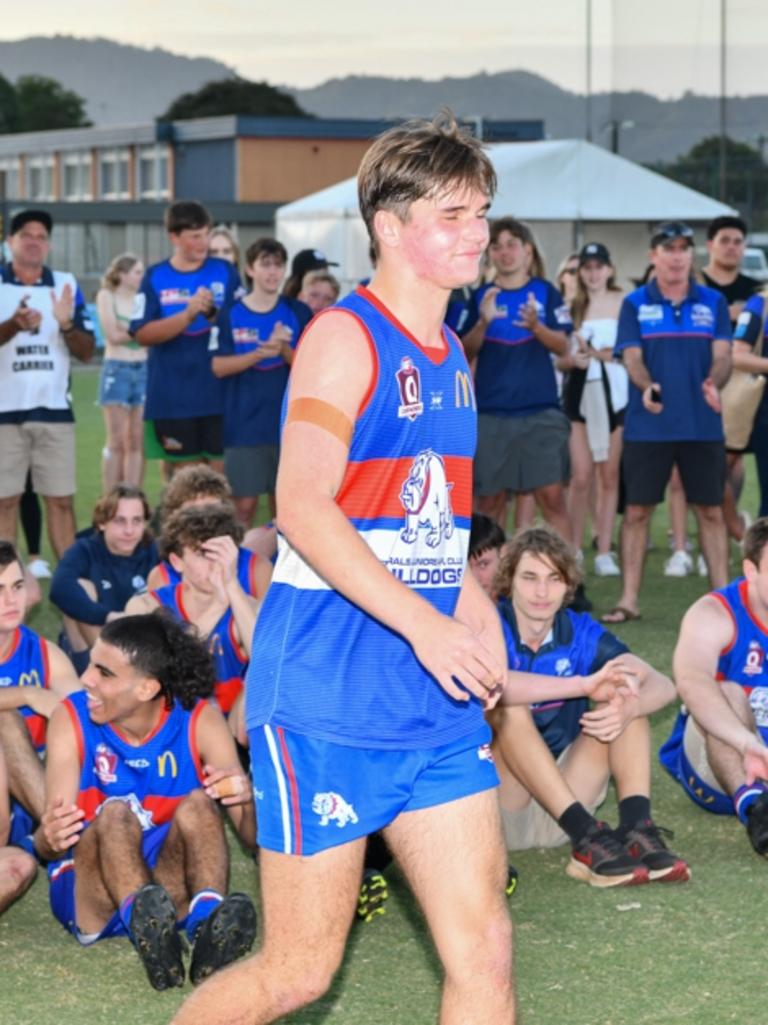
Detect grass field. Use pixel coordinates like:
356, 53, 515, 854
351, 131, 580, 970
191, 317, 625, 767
0, 366, 764, 1024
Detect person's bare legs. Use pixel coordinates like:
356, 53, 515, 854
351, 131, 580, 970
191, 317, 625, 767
0, 495, 21, 546
692, 503, 729, 589
567, 423, 593, 551
533, 482, 571, 541
595, 429, 622, 556
667, 469, 689, 553
603, 503, 654, 620
170, 838, 365, 1025
233, 497, 258, 529
476, 491, 509, 530
43, 494, 76, 559
606, 717, 651, 800
0, 847, 36, 914
384, 790, 514, 1025
701, 682, 757, 795
125, 406, 146, 487
513, 492, 535, 529
0, 711, 45, 820
102, 405, 128, 489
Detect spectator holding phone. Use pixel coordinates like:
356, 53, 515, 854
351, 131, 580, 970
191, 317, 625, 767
603, 222, 732, 623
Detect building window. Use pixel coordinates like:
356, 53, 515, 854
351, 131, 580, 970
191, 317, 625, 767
98, 148, 130, 200
63, 151, 93, 201
26, 155, 55, 201
138, 144, 170, 199
0, 158, 20, 199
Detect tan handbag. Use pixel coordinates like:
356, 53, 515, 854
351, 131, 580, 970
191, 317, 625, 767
721, 301, 767, 451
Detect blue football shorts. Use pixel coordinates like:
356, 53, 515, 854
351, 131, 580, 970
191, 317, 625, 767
248, 722, 499, 856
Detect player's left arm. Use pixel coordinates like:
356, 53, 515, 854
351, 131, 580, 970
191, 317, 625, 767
709, 296, 732, 390
0, 742, 10, 846
195, 702, 255, 850
203, 536, 260, 658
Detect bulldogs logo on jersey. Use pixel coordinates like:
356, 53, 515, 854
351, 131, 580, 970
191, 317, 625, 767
312, 791, 359, 828
399, 450, 455, 548
395, 357, 424, 420
94, 743, 118, 785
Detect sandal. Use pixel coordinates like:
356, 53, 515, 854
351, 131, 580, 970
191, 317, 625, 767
601, 606, 641, 624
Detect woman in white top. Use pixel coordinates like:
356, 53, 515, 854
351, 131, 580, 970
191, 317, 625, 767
562, 243, 626, 576
96, 254, 146, 488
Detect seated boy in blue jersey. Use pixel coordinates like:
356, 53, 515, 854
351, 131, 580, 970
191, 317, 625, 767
146, 464, 273, 598
486, 527, 689, 886
38, 611, 257, 991
212, 238, 311, 527
0, 735, 37, 914
660, 517, 768, 856
126, 504, 259, 720
0, 540, 80, 855
50, 484, 158, 675
130, 201, 241, 471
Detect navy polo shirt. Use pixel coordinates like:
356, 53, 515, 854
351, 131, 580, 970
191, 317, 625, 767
466, 277, 571, 417
734, 294, 768, 417
615, 279, 731, 442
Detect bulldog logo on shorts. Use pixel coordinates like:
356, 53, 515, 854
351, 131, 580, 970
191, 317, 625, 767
312, 791, 359, 828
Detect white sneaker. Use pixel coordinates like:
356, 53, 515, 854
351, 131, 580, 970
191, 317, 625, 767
664, 550, 693, 577
27, 557, 51, 579
697, 554, 708, 577
594, 552, 621, 577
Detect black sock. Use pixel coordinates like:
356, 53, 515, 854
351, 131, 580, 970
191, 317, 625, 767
557, 802, 596, 845
618, 795, 651, 830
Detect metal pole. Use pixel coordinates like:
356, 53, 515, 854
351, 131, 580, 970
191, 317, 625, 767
719, 0, 727, 200
585, 0, 593, 141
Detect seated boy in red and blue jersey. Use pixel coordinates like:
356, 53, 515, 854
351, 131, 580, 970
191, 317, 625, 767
212, 238, 311, 527
127, 504, 259, 718
37, 611, 256, 991
484, 526, 689, 886
0, 540, 80, 854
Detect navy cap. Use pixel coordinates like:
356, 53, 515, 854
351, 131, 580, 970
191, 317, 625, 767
9, 208, 53, 236
579, 242, 611, 266
650, 221, 694, 248
291, 248, 339, 279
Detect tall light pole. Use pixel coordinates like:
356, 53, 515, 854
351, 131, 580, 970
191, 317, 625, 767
585, 0, 593, 142
719, 0, 728, 200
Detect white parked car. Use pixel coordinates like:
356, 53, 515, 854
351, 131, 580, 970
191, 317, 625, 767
742, 247, 768, 282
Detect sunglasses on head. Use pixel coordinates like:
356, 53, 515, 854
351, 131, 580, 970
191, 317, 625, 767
654, 222, 694, 243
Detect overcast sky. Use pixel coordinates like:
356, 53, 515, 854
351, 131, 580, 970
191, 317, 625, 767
3, 0, 767, 96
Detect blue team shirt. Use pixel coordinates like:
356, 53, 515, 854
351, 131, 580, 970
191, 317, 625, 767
130, 257, 240, 420
467, 278, 571, 416
0, 625, 51, 753
734, 294, 768, 418
498, 599, 628, 757
217, 296, 311, 448
615, 279, 731, 442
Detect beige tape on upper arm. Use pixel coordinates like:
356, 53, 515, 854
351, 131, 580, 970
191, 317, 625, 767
286, 397, 354, 447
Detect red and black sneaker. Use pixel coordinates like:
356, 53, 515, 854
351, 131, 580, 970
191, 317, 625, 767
620, 819, 691, 883
566, 821, 650, 887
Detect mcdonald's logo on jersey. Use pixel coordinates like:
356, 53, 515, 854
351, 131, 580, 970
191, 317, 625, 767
17, 669, 42, 689
157, 750, 178, 778
454, 371, 476, 410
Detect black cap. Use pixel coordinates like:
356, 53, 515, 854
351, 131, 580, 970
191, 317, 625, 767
290, 248, 339, 279
10, 209, 53, 236
650, 221, 694, 248
579, 242, 611, 266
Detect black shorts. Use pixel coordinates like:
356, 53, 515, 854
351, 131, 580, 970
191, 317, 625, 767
622, 440, 726, 507
149, 415, 223, 461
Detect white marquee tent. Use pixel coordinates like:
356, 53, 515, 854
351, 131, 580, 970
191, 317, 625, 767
276, 139, 736, 292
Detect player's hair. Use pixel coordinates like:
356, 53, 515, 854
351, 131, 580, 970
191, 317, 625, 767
0, 539, 23, 574
160, 465, 233, 521
469, 513, 506, 560
209, 224, 241, 267
165, 200, 212, 235
100, 253, 141, 291
494, 526, 581, 605
707, 215, 748, 241
92, 484, 152, 545
358, 110, 496, 258
162, 503, 243, 558
489, 217, 546, 280
101, 610, 215, 710
300, 269, 341, 300
245, 238, 288, 267
743, 517, 768, 569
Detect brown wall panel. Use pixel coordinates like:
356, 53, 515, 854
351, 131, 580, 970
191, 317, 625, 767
237, 138, 371, 202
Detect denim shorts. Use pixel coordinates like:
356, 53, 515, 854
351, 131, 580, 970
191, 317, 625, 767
98, 358, 148, 408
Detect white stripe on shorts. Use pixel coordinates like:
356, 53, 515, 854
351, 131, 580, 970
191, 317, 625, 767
263, 724, 293, 854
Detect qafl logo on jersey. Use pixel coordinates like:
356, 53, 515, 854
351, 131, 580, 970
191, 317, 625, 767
400, 450, 455, 548
743, 640, 765, 677
395, 356, 424, 420
94, 743, 118, 785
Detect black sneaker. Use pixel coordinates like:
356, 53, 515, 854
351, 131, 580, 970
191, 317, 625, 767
566, 821, 649, 887
568, 583, 593, 614
190, 892, 257, 986
620, 819, 690, 883
505, 865, 519, 898
130, 884, 184, 991
357, 870, 389, 923
746, 793, 768, 856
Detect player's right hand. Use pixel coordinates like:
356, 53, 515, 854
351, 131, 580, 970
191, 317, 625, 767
742, 740, 768, 785
479, 286, 504, 324
41, 796, 85, 854
583, 658, 640, 703
186, 287, 215, 320
410, 612, 505, 706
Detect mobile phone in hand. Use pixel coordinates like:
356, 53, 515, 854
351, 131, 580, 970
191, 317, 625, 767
650, 385, 662, 403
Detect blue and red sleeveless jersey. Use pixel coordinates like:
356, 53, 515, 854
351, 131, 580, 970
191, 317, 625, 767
154, 546, 262, 596
245, 284, 480, 749
0, 625, 51, 752
152, 583, 247, 715
62, 689, 205, 829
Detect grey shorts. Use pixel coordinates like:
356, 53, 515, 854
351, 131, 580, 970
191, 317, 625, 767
224, 445, 279, 497
0, 421, 76, 497
475, 407, 571, 495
